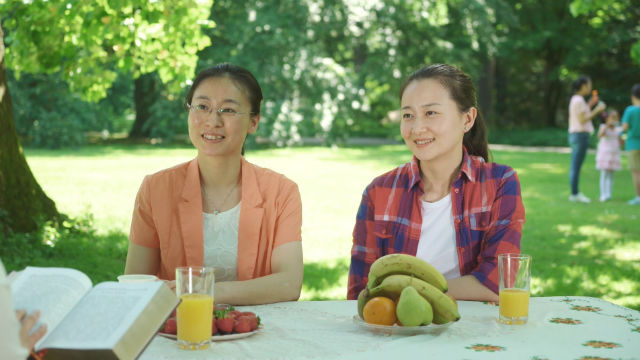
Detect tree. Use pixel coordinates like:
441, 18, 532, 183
0, 17, 58, 233
0, 0, 213, 232
571, 0, 640, 65
1, 0, 214, 136
129, 72, 161, 139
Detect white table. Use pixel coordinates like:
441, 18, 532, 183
140, 297, 640, 359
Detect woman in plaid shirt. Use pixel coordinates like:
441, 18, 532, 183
348, 64, 525, 302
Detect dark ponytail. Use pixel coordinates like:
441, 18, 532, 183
399, 64, 489, 162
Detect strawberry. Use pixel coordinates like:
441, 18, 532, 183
216, 317, 234, 334
164, 317, 177, 335
233, 316, 252, 333
238, 312, 259, 330
211, 316, 218, 335
215, 309, 235, 334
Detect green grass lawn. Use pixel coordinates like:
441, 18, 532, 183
9, 144, 640, 310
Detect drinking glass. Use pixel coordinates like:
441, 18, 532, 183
498, 253, 531, 325
175, 266, 215, 350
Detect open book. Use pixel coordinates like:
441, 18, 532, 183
11, 267, 179, 360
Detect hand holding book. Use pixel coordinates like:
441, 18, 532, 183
10, 267, 179, 360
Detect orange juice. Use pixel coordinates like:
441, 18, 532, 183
177, 293, 213, 349
499, 288, 530, 323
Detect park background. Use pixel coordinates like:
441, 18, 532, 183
1, 0, 639, 310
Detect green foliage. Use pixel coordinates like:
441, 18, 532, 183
0, 215, 128, 284
1, 0, 213, 101
145, 90, 188, 141
3, 0, 639, 146
8, 70, 133, 148
197, 0, 367, 145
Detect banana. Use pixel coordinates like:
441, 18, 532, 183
357, 288, 372, 319
366, 254, 448, 293
369, 274, 460, 324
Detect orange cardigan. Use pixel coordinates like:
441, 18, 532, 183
129, 158, 302, 281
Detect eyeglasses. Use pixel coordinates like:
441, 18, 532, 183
185, 102, 256, 120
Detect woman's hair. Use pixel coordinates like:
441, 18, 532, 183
185, 63, 263, 115
399, 63, 489, 161
571, 75, 591, 94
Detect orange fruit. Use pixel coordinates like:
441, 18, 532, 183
363, 296, 397, 326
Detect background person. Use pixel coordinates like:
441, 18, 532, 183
595, 110, 623, 202
347, 64, 525, 302
621, 84, 640, 205
568, 75, 606, 203
1, 259, 47, 360
124, 64, 303, 305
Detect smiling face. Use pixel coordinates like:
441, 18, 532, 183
187, 76, 259, 158
400, 78, 476, 165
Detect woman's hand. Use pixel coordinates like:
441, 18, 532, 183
16, 309, 47, 350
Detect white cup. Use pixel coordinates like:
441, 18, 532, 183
117, 274, 159, 283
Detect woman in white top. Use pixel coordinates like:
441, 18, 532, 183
0, 259, 47, 360
568, 75, 605, 203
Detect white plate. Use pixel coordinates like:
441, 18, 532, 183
352, 316, 451, 335
158, 327, 262, 342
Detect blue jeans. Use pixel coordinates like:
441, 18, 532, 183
569, 132, 590, 195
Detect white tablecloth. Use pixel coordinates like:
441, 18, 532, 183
140, 297, 640, 359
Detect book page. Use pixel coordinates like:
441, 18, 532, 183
11, 267, 92, 347
40, 281, 164, 350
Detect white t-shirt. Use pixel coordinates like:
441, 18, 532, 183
415, 194, 461, 280
568, 94, 594, 134
202, 202, 241, 282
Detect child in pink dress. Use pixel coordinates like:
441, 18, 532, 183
596, 110, 623, 201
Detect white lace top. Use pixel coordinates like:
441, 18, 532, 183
202, 202, 241, 282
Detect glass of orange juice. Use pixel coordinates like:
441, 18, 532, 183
498, 253, 531, 325
175, 266, 215, 350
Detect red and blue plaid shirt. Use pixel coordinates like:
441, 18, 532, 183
347, 149, 525, 299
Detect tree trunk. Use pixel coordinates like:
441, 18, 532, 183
0, 21, 59, 234
129, 72, 159, 139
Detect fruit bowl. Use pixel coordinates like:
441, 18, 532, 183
352, 316, 452, 336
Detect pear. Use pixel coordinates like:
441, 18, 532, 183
396, 286, 433, 326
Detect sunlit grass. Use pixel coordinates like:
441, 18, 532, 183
15, 144, 640, 310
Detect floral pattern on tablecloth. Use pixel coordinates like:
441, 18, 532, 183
571, 305, 601, 312
582, 340, 620, 349
140, 297, 640, 360
550, 317, 582, 325
465, 344, 505, 352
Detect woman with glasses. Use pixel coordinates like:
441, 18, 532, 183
347, 64, 525, 302
124, 64, 303, 305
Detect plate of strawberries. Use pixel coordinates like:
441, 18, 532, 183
158, 304, 262, 341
